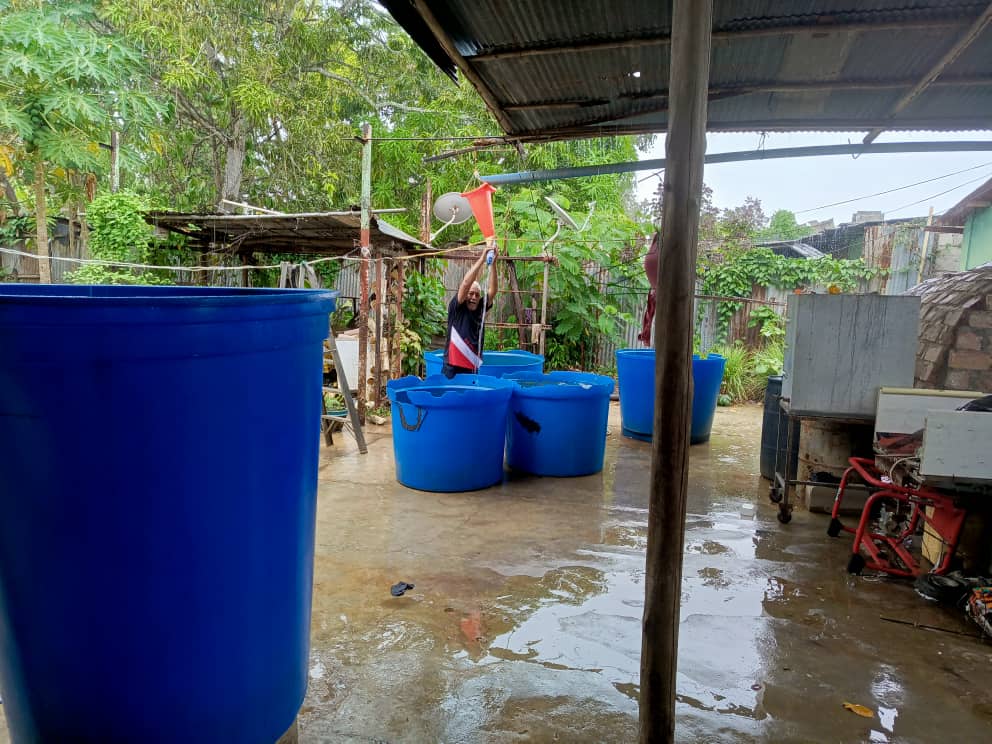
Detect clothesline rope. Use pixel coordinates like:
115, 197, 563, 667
0, 241, 493, 274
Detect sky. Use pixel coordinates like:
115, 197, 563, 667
635, 130, 992, 227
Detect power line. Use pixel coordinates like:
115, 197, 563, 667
885, 171, 992, 216
794, 160, 992, 214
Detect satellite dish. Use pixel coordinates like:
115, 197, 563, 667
545, 196, 579, 230
433, 192, 473, 224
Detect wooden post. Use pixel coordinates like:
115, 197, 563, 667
357, 122, 372, 422
374, 256, 385, 407
391, 258, 406, 378
110, 130, 121, 193
33, 156, 51, 284
639, 2, 712, 743
538, 259, 550, 356
505, 253, 527, 348
917, 206, 935, 284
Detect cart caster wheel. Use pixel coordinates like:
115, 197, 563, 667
847, 553, 865, 575
777, 507, 792, 524
827, 518, 842, 538
769, 487, 783, 504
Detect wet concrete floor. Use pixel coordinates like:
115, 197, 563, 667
303, 403, 992, 743
1, 405, 989, 742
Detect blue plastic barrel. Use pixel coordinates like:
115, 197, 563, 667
615, 349, 727, 444
423, 348, 544, 378
387, 374, 515, 491
691, 354, 727, 444
0, 285, 336, 744
505, 371, 614, 476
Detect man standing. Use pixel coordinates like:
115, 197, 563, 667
441, 247, 498, 378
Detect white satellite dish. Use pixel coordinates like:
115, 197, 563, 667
433, 192, 472, 224
431, 192, 473, 242
544, 196, 579, 230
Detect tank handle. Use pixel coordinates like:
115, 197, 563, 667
395, 401, 429, 432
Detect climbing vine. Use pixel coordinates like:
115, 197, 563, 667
67, 191, 171, 285
699, 246, 882, 339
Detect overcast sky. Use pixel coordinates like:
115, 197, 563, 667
635, 130, 992, 226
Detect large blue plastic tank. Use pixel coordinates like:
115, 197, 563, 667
387, 374, 515, 491
423, 348, 543, 378
615, 349, 727, 444
0, 285, 336, 743
505, 371, 614, 476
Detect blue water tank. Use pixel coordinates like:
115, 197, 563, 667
615, 349, 727, 444
387, 374, 515, 491
505, 371, 614, 476
0, 285, 336, 743
423, 348, 543, 377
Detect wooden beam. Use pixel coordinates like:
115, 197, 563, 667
640, 0, 712, 742
863, 2, 992, 143
357, 122, 372, 423
471, 16, 969, 62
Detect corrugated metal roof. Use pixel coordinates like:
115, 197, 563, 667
382, 0, 992, 139
940, 177, 992, 224
145, 211, 426, 256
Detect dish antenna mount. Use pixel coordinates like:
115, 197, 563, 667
431, 192, 472, 242
541, 196, 595, 251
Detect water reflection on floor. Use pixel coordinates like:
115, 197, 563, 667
301, 404, 992, 743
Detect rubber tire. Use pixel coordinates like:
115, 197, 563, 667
914, 573, 970, 605
769, 487, 783, 504
777, 507, 792, 524
827, 518, 842, 538
847, 553, 865, 575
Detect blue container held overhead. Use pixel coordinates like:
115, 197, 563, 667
423, 348, 543, 378
387, 374, 515, 492
0, 285, 336, 744
505, 371, 614, 477
615, 349, 727, 444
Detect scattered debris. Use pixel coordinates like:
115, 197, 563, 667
390, 581, 415, 597
369, 414, 388, 425
879, 615, 981, 639
842, 702, 874, 718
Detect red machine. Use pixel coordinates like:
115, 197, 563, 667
828, 457, 966, 577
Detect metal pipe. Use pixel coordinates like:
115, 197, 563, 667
481, 141, 992, 185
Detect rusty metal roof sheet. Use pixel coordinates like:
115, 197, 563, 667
382, 0, 992, 139
145, 211, 426, 256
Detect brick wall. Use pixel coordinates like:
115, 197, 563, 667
912, 267, 992, 392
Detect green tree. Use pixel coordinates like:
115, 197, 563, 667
0, 0, 161, 282
760, 209, 812, 240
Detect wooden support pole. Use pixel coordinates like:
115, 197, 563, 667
391, 258, 405, 378
505, 244, 527, 348
538, 260, 550, 357
639, 1, 712, 743
357, 122, 372, 422
374, 256, 385, 407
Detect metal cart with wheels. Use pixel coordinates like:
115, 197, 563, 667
769, 399, 873, 525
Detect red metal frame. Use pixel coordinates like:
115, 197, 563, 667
832, 457, 966, 577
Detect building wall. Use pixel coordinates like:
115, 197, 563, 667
963, 207, 992, 270
910, 264, 992, 394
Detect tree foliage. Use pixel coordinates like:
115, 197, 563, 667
66, 190, 169, 284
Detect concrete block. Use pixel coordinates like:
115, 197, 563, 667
916, 359, 935, 382
921, 322, 943, 342
956, 328, 983, 351
923, 345, 944, 362
805, 484, 869, 515
969, 311, 992, 329
949, 350, 991, 371
945, 369, 974, 390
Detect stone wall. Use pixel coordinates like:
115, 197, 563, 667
909, 264, 992, 392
